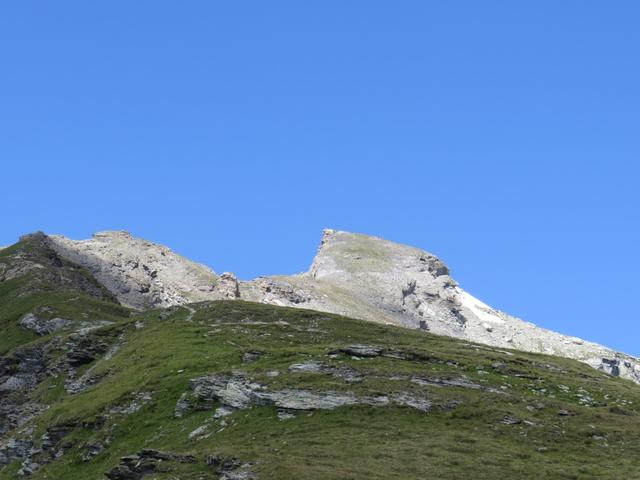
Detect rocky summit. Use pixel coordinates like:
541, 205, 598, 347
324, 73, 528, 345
1, 230, 640, 479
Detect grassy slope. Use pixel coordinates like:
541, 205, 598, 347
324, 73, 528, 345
2, 301, 639, 480
0, 237, 130, 354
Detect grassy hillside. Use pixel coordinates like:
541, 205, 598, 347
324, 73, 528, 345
1, 237, 640, 479
1, 300, 639, 479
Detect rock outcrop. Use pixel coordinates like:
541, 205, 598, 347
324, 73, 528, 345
19, 314, 71, 336
105, 450, 197, 480
47, 231, 218, 309
176, 373, 434, 415
42, 229, 640, 384
216, 272, 240, 299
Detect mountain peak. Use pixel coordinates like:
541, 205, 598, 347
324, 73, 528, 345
309, 229, 450, 280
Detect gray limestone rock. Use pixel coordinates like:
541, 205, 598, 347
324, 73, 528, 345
105, 450, 197, 480
241, 351, 263, 363
47, 231, 218, 309
288, 361, 363, 383
264, 389, 358, 410
0, 438, 33, 466
217, 272, 241, 299
206, 454, 256, 480
338, 345, 384, 358
178, 373, 435, 415
391, 393, 432, 412
19, 314, 71, 336
81, 442, 105, 462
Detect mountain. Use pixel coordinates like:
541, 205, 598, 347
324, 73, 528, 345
1, 231, 639, 479
47, 229, 640, 384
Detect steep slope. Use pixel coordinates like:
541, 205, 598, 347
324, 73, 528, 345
48, 231, 218, 310
0, 234, 131, 446
1, 301, 640, 479
45, 229, 640, 384
0, 233, 129, 354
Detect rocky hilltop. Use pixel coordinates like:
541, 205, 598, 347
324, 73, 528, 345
45, 229, 640, 384
48, 231, 218, 309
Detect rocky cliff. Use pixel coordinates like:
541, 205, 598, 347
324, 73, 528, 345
48, 231, 218, 309
45, 229, 640, 384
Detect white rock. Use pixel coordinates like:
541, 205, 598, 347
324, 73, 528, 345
47, 231, 217, 309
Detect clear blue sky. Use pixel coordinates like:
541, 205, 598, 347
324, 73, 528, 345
1, 3, 638, 355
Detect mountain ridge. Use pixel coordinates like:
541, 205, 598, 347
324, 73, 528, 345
36, 228, 639, 384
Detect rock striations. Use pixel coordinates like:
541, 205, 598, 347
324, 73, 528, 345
45, 229, 640, 384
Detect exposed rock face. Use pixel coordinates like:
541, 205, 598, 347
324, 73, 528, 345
47, 231, 218, 309
176, 373, 434, 414
305, 228, 459, 329
43, 229, 640, 384
20, 314, 71, 336
105, 449, 197, 480
0, 438, 32, 467
0, 343, 57, 436
0, 319, 125, 459
206, 454, 256, 480
216, 272, 240, 299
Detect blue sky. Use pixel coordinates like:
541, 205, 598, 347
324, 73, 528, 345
1, 2, 638, 355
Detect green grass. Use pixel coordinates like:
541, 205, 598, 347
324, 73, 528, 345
0, 281, 130, 354
0, 236, 129, 353
2, 301, 639, 480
